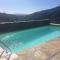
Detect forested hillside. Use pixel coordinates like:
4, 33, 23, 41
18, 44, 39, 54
0, 6, 60, 22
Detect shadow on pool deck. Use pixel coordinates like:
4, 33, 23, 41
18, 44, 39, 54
17, 37, 60, 60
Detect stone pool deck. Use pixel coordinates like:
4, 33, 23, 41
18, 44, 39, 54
17, 37, 60, 60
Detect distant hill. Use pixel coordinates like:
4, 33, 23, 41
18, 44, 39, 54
0, 13, 26, 22
0, 6, 60, 22
24, 6, 60, 20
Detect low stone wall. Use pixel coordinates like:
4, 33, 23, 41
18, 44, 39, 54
0, 20, 49, 32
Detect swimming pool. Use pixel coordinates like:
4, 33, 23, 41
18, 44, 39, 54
0, 25, 60, 53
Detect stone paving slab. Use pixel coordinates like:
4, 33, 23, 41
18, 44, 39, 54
17, 37, 60, 60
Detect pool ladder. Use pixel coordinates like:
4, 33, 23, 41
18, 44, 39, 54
0, 40, 12, 60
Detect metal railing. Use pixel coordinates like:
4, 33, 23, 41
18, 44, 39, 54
0, 40, 12, 60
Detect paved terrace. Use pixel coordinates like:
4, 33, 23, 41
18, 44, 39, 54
17, 37, 60, 60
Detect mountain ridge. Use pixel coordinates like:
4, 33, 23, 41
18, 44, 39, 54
0, 6, 60, 22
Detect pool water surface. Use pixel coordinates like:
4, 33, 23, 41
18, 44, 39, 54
0, 25, 60, 53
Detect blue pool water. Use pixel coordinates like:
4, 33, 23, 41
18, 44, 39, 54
0, 25, 60, 53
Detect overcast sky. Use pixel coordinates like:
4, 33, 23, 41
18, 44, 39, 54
0, 0, 60, 14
